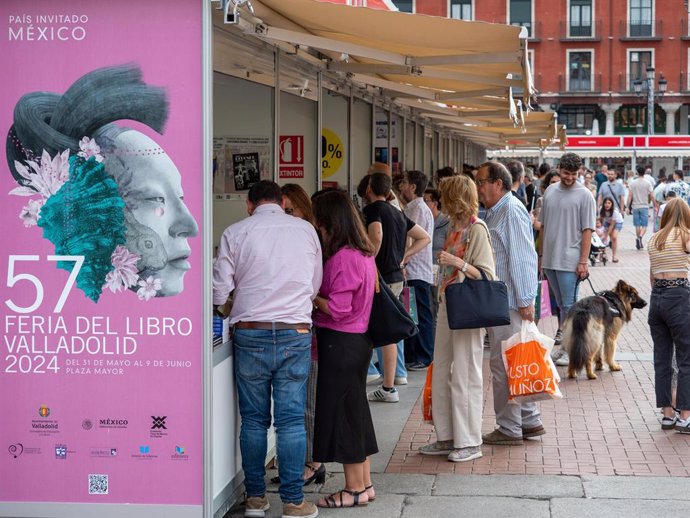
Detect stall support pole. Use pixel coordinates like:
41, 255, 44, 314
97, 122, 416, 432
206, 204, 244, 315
202, 1, 213, 516
272, 49, 281, 182
316, 71, 323, 192
348, 89, 354, 195
387, 106, 392, 168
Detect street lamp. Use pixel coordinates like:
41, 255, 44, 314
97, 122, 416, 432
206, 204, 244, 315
633, 66, 667, 135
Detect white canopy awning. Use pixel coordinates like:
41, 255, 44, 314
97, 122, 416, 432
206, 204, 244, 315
218, 0, 562, 148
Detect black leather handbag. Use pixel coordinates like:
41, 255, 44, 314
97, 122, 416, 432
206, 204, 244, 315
367, 272, 418, 348
445, 269, 510, 330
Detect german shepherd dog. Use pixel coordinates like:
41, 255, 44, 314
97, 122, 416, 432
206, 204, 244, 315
561, 280, 647, 380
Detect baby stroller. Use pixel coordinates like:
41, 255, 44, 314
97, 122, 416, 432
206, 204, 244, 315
589, 233, 608, 266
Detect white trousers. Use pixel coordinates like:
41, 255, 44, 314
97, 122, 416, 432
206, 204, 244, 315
431, 300, 484, 448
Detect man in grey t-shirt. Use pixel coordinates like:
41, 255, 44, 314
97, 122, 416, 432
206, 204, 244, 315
597, 169, 625, 213
539, 152, 596, 365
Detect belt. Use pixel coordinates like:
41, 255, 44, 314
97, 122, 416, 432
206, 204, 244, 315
653, 278, 690, 289
234, 321, 311, 330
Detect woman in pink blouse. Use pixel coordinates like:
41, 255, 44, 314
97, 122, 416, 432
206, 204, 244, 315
311, 191, 378, 508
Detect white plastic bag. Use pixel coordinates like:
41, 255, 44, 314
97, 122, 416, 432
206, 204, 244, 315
501, 321, 562, 404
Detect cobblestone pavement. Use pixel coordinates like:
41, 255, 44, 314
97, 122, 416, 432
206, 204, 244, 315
389, 224, 690, 477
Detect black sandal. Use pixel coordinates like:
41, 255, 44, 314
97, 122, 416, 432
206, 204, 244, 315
317, 488, 368, 508
365, 484, 376, 501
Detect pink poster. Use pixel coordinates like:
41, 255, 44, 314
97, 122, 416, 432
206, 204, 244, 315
0, 0, 203, 505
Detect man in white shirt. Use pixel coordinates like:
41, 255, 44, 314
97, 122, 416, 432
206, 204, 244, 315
628, 166, 654, 250
399, 170, 435, 370
213, 180, 322, 518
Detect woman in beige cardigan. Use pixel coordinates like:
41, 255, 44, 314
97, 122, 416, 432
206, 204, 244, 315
418, 174, 496, 463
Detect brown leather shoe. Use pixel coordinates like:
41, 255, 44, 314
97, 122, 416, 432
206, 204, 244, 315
522, 424, 546, 438
482, 429, 523, 446
282, 500, 318, 518
244, 495, 270, 518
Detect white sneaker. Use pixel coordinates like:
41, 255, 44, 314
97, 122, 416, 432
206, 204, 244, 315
448, 446, 482, 463
366, 374, 382, 385
367, 385, 399, 403
394, 376, 408, 385
555, 352, 570, 367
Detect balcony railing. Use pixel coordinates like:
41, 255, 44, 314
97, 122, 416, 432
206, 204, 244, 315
558, 73, 602, 94
619, 19, 663, 40
618, 73, 667, 93
559, 20, 602, 40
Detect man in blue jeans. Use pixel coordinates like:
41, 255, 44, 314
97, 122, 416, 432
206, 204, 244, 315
538, 153, 596, 366
213, 181, 322, 518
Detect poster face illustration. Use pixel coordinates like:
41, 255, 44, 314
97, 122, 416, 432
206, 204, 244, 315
1, 0, 203, 507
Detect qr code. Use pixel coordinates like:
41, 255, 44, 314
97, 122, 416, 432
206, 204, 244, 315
88, 474, 108, 495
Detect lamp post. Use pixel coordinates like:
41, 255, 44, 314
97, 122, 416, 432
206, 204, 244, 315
633, 66, 667, 135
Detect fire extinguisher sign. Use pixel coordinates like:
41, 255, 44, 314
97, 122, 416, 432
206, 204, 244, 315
279, 135, 304, 178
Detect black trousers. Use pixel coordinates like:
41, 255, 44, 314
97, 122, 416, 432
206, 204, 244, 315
648, 286, 690, 410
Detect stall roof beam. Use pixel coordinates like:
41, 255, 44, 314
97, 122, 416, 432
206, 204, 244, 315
253, 25, 408, 65
436, 88, 507, 101
408, 52, 520, 66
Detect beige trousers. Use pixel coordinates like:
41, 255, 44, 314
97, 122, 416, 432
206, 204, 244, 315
431, 300, 484, 448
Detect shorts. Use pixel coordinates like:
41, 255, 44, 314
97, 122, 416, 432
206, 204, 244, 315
633, 207, 649, 227
604, 221, 623, 232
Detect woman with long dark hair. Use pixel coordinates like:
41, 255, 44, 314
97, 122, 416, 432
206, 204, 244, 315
311, 191, 378, 508
600, 197, 623, 262
648, 198, 690, 433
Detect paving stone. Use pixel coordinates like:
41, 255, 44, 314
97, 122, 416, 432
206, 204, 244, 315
402, 496, 550, 518
582, 474, 690, 500
433, 474, 583, 498
321, 473, 434, 496
551, 497, 677, 518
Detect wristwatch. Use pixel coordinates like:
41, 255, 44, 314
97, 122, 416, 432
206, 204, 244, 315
461, 261, 469, 273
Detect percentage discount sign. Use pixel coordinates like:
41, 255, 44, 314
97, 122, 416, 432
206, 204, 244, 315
321, 128, 344, 178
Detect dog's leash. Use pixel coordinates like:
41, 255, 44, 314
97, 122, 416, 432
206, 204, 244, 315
583, 274, 598, 295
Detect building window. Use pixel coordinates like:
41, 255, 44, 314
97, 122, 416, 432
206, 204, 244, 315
630, 0, 652, 37
450, 0, 472, 20
392, 0, 413, 12
569, 51, 592, 91
509, 0, 532, 37
557, 105, 603, 135
569, 0, 592, 37
614, 104, 664, 134
628, 50, 652, 91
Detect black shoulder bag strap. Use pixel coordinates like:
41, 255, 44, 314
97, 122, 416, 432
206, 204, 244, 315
607, 183, 621, 211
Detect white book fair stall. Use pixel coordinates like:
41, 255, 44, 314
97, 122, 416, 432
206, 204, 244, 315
0, 1, 560, 517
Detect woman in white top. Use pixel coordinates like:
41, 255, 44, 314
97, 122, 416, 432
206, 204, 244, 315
600, 198, 624, 262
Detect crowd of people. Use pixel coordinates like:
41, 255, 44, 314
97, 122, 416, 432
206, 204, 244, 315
212, 152, 690, 518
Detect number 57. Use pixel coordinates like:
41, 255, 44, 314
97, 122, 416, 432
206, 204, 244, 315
5, 255, 84, 314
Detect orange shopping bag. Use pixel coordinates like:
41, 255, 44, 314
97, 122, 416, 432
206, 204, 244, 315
501, 321, 562, 404
422, 363, 433, 423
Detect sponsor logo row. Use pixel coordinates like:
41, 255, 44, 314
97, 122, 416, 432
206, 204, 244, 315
8, 442, 189, 461
32, 406, 168, 438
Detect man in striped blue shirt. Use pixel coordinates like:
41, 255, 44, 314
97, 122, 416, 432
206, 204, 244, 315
476, 161, 544, 446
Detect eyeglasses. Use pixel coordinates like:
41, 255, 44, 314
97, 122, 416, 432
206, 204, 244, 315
475, 177, 492, 186
284, 208, 294, 215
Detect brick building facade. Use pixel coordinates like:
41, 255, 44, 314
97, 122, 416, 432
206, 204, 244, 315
392, 0, 690, 136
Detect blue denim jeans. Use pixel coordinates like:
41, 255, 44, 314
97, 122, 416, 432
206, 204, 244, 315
368, 281, 408, 379
368, 340, 408, 379
543, 269, 580, 327
234, 328, 311, 504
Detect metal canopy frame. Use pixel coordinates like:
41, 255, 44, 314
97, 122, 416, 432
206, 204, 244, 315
224, 0, 564, 149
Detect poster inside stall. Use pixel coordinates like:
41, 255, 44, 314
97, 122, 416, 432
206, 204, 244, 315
1, 0, 203, 509
213, 136, 271, 195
